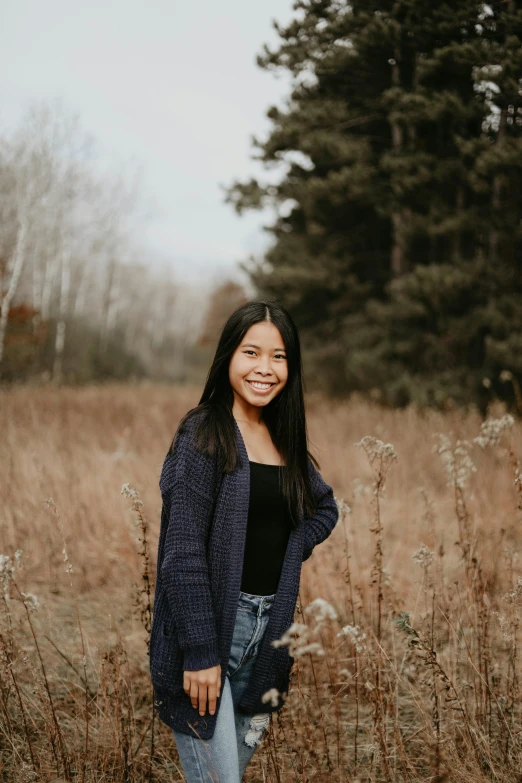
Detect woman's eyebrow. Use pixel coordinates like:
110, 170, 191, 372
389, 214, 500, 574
242, 343, 286, 352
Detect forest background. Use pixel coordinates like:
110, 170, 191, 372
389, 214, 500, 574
2, 0, 521, 412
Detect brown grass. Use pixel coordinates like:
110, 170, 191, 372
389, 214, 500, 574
1, 382, 521, 782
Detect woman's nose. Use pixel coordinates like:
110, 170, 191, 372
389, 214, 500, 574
257, 362, 272, 376
256, 359, 272, 374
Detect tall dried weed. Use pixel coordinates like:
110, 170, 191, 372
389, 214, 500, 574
1, 384, 521, 781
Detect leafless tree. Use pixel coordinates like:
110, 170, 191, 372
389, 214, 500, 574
0, 98, 227, 384
0, 101, 149, 380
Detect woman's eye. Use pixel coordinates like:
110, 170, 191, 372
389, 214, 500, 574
244, 350, 286, 359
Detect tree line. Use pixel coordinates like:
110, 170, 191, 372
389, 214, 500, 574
226, 0, 522, 411
0, 102, 212, 385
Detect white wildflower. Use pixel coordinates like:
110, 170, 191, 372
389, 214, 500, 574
500, 370, 513, 383
482, 377, 492, 389
355, 436, 398, 468
62, 545, 73, 575
474, 414, 515, 449
18, 761, 38, 783
261, 688, 281, 707
0, 555, 15, 589
272, 622, 324, 657
295, 642, 324, 657
272, 622, 308, 656
336, 624, 368, 653
20, 592, 39, 613
0, 550, 23, 599
274, 600, 337, 657
502, 576, 522, 605
121, 482, 144, 507
335, 496, 351, 517
352, 479, 373, 499
412, 544, 435, 570
433, 434, 476, 489
494, 611, 512, 642
121, 483, 144, 517
304, 597, 338, 628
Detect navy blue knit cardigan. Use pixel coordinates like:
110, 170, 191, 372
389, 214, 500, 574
150, 411, 339, 739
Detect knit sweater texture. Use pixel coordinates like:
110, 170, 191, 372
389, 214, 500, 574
150, 411, 339, 739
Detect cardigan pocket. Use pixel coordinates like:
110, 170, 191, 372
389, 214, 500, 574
162, 620, 176, 637
150, 639, 183, 693
150, 586, 183, 693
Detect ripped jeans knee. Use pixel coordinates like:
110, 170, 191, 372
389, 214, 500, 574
244, 712, 271, 748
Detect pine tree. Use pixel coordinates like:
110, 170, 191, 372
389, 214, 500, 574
226, 0, 522, 408
359, 0, 522, 408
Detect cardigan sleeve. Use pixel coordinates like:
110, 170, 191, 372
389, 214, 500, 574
158, 418, 221, 672
302, 459, 339, 562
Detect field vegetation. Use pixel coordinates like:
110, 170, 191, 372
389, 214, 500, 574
1, 383, 522, 782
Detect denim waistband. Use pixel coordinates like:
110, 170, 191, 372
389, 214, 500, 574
239, 589, 276, 612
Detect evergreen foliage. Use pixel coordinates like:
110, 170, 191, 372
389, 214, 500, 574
226, 0, 522, 410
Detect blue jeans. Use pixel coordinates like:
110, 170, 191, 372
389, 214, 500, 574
172, 590, 276, 782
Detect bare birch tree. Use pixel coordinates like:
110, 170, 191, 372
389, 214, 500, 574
0, 152, 41, 373
0, 98, 219, 384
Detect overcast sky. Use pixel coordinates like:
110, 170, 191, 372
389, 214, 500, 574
0, 0, 295, 285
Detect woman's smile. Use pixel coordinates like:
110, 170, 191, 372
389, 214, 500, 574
245, 379, 277, 395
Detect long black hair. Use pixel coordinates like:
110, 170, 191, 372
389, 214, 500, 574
169, 298, 320, 529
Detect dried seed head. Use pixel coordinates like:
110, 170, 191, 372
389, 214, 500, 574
335, 496, 351, 517
503, 576, 522, 605
296, 642, 325, 657
355, 436, 398, 468
272, 622, 309, 656
336, 624, 368, 653
412, 544, 435, 570
261, 688, 281, 707
271, 620, 324, 657
474, 414, 515, 449
304, 597, 338, 626
0, 550, 23, 599
121, 482, 144, 511
20, 592, 40, 613
433, 435, 476, 489
393, 611, 418, 638
494, 611, 512, 642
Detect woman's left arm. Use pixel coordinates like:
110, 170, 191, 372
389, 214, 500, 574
302, 460, 339, 562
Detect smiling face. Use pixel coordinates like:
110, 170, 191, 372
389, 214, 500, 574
228, 321, 288, 417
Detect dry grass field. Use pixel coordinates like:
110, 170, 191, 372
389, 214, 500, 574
1, 382, 522, 782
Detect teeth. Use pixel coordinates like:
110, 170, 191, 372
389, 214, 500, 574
249, 381, 273, 390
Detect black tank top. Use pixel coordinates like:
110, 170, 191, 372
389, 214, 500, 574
240, 461, 293, 596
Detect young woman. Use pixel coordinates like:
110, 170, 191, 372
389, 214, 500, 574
150, 299, 339, 782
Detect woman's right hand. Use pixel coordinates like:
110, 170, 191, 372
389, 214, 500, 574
183, 664, 222, 716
